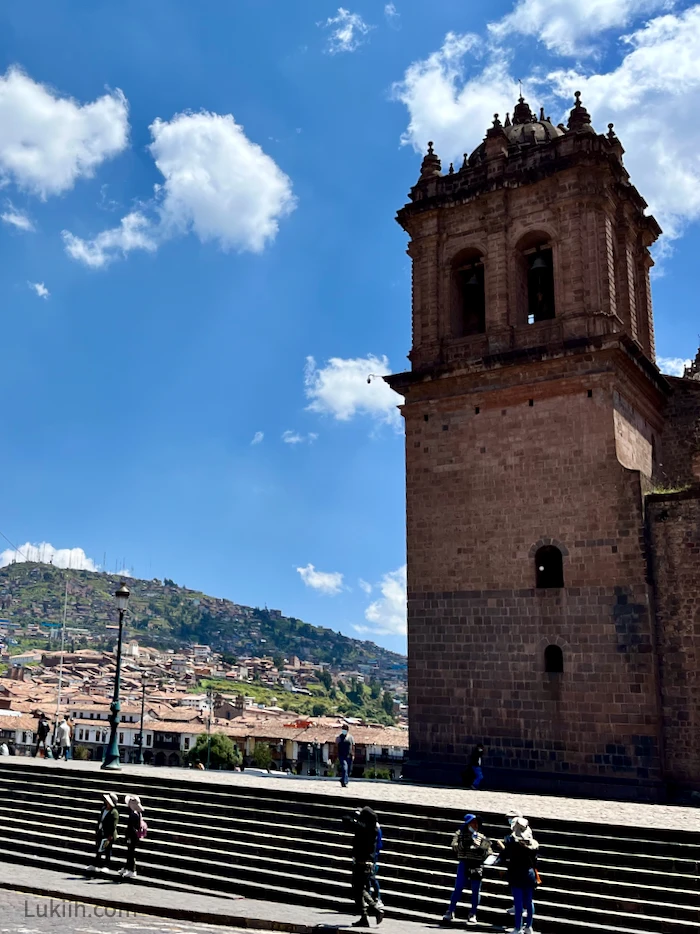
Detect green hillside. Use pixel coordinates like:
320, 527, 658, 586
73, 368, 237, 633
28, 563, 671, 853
0, 563, 405, 683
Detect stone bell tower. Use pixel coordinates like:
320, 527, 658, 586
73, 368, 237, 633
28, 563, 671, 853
387, 93, 673, 799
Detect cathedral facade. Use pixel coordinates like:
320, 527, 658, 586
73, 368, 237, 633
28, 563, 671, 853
387, 93, 700, 800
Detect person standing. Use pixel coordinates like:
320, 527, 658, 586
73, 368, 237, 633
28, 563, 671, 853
342, 806, 384, 927
499, 816, 539, 934
33, 714, 50, 757
0, 742, 8, 756
442, 814, 493, 924
336, 725, 355, 788
120, 794, 146, 879
469, 745, 485, 790
87, 793, 120, 874
57, 718, 72, 760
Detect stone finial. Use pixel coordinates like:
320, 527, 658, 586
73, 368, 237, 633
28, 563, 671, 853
461, 153, 469, 171
448, 162, 454, 175
504, 113, 511, 128
419, 140, 442, 179
568, 90, 592, 131
607, 122, 617, 141
512, 95, 534, 126
492, 113, 502, 128
540, 107, 546, 121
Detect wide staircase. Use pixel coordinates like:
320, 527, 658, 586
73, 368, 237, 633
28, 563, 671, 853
0, 762, 698, 933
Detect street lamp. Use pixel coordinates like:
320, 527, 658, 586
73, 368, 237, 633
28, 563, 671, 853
136, 671, 150, 765
102, 584, 130, 770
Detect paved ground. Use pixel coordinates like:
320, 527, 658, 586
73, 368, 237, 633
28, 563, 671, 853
0, 889, 265, 934
0, 864, 461, 934
3, 756, 699, 832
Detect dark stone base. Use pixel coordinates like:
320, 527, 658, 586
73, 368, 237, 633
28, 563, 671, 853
402, 757, 667, 803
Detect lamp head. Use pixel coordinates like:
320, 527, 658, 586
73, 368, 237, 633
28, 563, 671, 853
115, 583, 130, 611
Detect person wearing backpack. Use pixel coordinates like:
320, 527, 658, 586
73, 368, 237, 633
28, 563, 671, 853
342, 806, 384, 927
442, 814, 493, 925
120, 793, 147, 879
498, 816, 540, 934
87, 793, 119, 874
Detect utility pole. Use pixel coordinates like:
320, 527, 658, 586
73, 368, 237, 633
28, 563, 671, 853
206, 687, 213, 769
52, 576, 69, 743
137, 673, 147, 765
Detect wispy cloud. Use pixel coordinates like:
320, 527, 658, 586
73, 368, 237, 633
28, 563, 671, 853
251, 431, 264, 445
296, 563, 344, 595
355, 565, 407, 636
304, 354, 402, 428
384, 3, 400, 28
1, 203, 34, 232
282, 430, 318, 445
657, 356, 691, 377
28, 281, 49, 299
320, 8, 374, 54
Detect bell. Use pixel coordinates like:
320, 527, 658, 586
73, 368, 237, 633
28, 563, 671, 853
530, 253, 547, 271
466, 271, 479, 286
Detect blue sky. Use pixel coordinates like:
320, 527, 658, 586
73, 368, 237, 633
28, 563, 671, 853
0, 0, 698, 655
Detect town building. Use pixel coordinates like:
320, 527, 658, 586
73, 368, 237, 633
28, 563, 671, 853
388, 93, 700, 800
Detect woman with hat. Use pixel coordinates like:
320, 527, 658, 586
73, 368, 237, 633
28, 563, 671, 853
120, 794, 146, 879
87, 793, 119, 874
499, 816, 539, 934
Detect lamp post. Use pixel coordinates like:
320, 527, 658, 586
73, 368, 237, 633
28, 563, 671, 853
102, 584, 130, 770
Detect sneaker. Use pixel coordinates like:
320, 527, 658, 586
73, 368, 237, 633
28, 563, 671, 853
522, 927, 533, 934
467, 915, 477, 924
374, 906, 384, 925
507, 907, 516, 915
352, 917, 369, 928
441, 912, 454, 923
85, 865, 96, 874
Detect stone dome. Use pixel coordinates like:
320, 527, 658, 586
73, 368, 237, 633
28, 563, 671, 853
468, 96, 565, 165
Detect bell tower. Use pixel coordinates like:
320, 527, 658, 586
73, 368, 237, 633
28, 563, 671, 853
388, 93, 671, 799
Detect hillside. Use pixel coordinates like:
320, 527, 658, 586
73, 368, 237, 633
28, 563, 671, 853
0, 563, 405, 680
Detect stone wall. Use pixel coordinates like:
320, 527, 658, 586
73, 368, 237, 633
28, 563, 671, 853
647, 488, 700, 790
402, 352, 665, 797
656, 377, 700, 488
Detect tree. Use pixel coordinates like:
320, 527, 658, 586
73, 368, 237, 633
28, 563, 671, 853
318, 669, 332, 691
382, 691, 395, 716
312, 703, 327, 717
251, 743, 273, 769
337, 680, 346, 695
187, 732, 242, 770
369, 679, 382, 699
273, 653, 285, 670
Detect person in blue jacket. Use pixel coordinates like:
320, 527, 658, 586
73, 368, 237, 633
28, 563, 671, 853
442, 814, 493, 925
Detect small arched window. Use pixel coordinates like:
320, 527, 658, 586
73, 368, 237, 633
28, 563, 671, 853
535, 545, 564, 588
544, 645, 564, 673
451, 250, 485, 337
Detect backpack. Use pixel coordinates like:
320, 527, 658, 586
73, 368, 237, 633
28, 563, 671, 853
137, 817, 148, 839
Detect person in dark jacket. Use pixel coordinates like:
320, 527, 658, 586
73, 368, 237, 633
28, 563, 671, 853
499, 817, 539, 934
33, 714, 50, 757
442, 814, 493, 924
336, 726, 355, 788
87, 793, 120, 874
120, 794, 145, 879
342, 806, 384, 927
469, 745, 485, 789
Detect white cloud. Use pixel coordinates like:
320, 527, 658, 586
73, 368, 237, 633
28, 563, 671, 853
296, 563, 344, 595
64, 110, 295, 267
0, 66, 128, 198
394, 6, 700, 241
62, 211, 157, 268
359, 578, 373, 594
282, 430, 318, 444
392, 33, 518, 163
657, 356, 691, 377
28, 281, 49, 299
490, 0, 672, 56
304, 354, 403, 427
321, 8, 373, 54
545, 5, 700, 238
384, 3, 400, 27
362, 565, 407, 636
251, 431, 264, 445
149, 111, 296, 252
1, 203, 34, 231
0, 541, 98, 571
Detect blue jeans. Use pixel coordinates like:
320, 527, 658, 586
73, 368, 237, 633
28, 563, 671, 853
471, 766, 483, 788
339, 757, 352, 786
512, 886, 534, 929
448, 862, 481, 914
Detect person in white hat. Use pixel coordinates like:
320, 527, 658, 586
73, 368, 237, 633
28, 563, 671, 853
87, 793, 119, 874
120, 794, 146, 879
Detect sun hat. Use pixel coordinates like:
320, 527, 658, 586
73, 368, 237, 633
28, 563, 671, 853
102, 792, 118, 808
511, 817, 533, 840
125, 793, 144, 813
506, 808, 524, 819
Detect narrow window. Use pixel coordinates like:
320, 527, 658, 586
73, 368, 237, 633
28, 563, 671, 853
119, 732, 124, 745
544, 645, 564, 673
451, 250, 486, 337
526, 247, 555, 323
535, 545, 564, 588
146, 734, 152, 746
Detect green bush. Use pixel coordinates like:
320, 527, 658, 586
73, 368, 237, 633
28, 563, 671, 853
186, 732, 242, 770
251, 743, 273, 770
73, 745, 89, 761
364, 767, 391, 780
